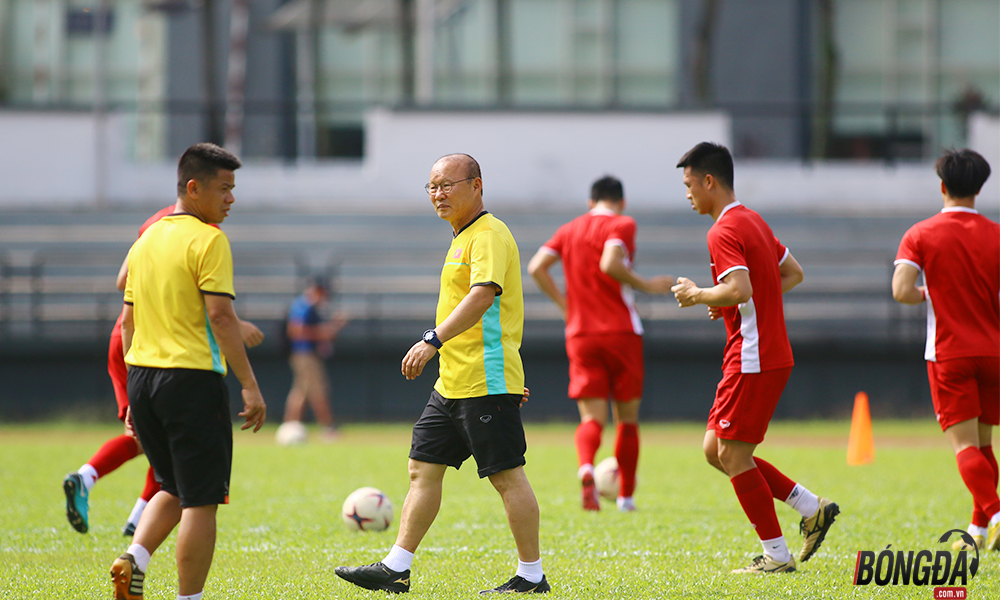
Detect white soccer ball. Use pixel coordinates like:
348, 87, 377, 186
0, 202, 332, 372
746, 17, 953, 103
275, 421, 308, 446
594, 456, 619, 500
342, 487, 393, 532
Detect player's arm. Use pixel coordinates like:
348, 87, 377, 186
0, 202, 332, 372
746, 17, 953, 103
599, 244, 674, 294
672, 269, 752, 308
121, 302, 134, 360
401, 284, 498, 380
204, 294, 267, 431
891, 263, 925, 305
779, 251, 804, 293
116, 257, 129, 292
527, 249, 566, 319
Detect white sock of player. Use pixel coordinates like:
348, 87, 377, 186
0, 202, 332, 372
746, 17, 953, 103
177, 593, 203, 600
77, 464, 99, 491
784, 484, 819, 519
969, 524, 988, 538
515, 558, 543, 584
577, 464, 594, 480
126, 544, 151, 572
990, 512, 1000, 528
616, 496, 636, 512
126, 498, 148, 528
760, 536, 791, 563
382, 545, 414, 572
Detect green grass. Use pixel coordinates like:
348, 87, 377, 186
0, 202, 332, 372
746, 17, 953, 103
1, 420, 996, 599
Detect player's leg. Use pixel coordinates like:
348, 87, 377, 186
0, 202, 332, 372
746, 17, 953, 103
612, 398, 640, 512
112, 489, 181, 600
303, 353, 338, 438
64, 434, 140, 534
283, 354, 308, 423
609, 332, 643, 512
337, 392, 462, 593
568, 336, 610, 511
483, 465, 549, 593
175, 504, 218, 597
703, 430, 725, 473
753, 456, 838, 562
123, 466, 160, 537
576, 399, 607, 511
932, 358, 1000, 549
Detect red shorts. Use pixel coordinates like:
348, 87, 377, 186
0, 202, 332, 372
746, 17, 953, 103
927, 357, 1000, 431
707, 367, 791, 444
566, 332, 644, 401
109, 315, 129, 422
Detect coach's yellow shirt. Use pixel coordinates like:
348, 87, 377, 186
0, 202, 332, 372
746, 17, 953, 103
434, 212, 525, 398
123, 214, 235, 374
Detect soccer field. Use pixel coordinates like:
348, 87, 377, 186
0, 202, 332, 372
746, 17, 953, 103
2, 421, 995, 599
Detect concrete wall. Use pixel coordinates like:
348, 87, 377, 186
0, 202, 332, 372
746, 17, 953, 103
0, 109, 997, 213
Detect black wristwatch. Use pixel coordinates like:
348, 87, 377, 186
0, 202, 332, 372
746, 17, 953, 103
422, 329, 443, 349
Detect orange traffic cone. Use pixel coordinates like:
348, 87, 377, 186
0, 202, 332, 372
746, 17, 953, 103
847, 391, 875, 465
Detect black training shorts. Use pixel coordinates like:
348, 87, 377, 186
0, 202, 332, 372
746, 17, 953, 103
409, 390, 527, 478
127, 366, 233, 507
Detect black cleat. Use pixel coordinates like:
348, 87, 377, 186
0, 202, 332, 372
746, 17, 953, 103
335, 562, 410, 593
480, 575, 550, 594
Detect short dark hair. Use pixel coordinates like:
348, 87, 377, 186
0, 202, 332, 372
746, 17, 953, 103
676, 142, 734, 190
440, 153, 482, 180
591, 175, 624, 203
935, 148, 991, 198
177, 143, 242, 195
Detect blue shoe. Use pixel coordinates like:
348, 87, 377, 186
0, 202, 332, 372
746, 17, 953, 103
63, 473, 89, 533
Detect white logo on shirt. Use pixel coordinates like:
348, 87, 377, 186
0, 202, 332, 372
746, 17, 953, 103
719, 419, 731, 429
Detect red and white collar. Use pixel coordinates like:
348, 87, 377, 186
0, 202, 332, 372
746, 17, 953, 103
717, 201, 743, 221
589, 207, 619, 217
941, 206, 978, 214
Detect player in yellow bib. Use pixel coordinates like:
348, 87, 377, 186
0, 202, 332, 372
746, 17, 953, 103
109, 143, 266, 600
336, 154, 549, 595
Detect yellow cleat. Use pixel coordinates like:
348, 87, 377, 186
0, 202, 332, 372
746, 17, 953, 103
952, 535, 985, 552
731, 554, 797, 574
987, 521, 1000, 552
110, 553, 144, 600
798, 497, 840, 562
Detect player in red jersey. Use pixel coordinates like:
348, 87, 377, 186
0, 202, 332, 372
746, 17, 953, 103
892, 148, 1000, 552
62, 206, 264, 536
528, 176, 673, 512
671, 142, 838, 573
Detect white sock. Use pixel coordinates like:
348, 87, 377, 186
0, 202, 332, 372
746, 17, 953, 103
177, 593, 203, 600
784, 484, 819, 519
515, 558, 543, 584
616, 496, 636, 512
990, 512, 1000, 528
126, 544, 151, 573
127, 498, 148, 527
761, 536, 791, 563
382, 545, 414, 573
969, 524, 989, 538
577, 464, 594, 480
78, 464, 99, 491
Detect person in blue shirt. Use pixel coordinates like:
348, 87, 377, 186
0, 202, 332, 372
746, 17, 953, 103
283, 278, 348, 439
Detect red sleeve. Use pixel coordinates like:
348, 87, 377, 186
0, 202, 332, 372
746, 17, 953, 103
895, 225, 922, 270
774, 235, 789, 265
542, 223, 568, 256
607, 217, 637, 259
708, 224, 748, 283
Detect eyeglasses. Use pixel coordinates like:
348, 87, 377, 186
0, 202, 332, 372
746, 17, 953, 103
425, 177, 475, 195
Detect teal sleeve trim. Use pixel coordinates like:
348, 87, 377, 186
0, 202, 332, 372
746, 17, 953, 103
482, 296, 506, 395
203, 306, 226, 374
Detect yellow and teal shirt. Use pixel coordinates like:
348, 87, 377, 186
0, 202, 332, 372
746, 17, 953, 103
434, 212, 525, 398
123, 214, 235, 375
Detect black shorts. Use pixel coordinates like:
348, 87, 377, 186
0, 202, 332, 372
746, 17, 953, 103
409, 390, 527, 478
127, 366, 233, 507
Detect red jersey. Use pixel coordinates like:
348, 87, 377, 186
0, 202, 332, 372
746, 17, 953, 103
541, 207, 643, 339
894, 207, 1000, 362
707, 202, 794, 374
